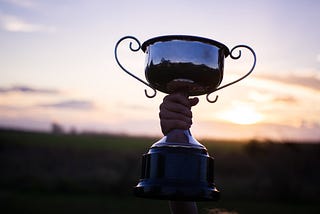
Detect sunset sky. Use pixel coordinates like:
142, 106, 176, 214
0, 0, 319, 141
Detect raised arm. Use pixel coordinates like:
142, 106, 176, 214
159, 93, 199, 214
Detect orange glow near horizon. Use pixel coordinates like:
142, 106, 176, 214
217, 104, 263, 125
0, 0, 319, 141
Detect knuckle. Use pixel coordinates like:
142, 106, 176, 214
159, 102, 164, 111
159, 111, 163, 119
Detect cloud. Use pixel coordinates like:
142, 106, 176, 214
256, 70, 320, 91
247, 91, 298, 104
0, 14, 55, 33
119, 103, 150, 110
39, 100, 95, 110
0, 85, 60, 94
273, 95, 297, 103
0, 104, 22, 111
3, 0, 37, 9
195, 120, 320, 142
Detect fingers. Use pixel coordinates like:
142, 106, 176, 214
159, 93, 199, 135
163, 93, 191, 107
159, 104, 192, 135
159, 94, 193, 121
159, 104, 193, 127
162, 93, 199, 107
159, 107, 192, 124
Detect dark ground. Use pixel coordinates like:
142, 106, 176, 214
0, 129, 319, 213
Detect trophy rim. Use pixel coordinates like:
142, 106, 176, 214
141, 35, 230, 57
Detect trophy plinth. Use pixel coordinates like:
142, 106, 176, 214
114, 35, 256, 201
134, 129, 219, 201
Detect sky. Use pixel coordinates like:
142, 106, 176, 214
0, 0, 319, 142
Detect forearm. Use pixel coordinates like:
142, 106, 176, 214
169, 201, 198, 214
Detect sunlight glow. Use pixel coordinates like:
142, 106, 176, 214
0, 0, 320, 141
217, 104, 263, 125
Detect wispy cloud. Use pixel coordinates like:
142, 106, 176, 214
0, 14, 56, 33
0, 85, 60, 94
3, 0, 37, 9
272, 95, 297, 103
39, 100, 95, 110
0, 104, 22, 111
256, 70, 320, 91
0, 0, 56, 33
119, 103, 150, 111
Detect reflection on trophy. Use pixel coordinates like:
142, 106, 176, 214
114, 35, 256, 201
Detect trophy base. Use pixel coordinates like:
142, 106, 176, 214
133, 145, 220, 201
134, 182, 219, 201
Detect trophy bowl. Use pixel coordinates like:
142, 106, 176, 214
114, 35, 256, 201
142, 35, 229, 96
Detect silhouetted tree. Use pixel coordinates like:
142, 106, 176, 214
51, 122, 64, 134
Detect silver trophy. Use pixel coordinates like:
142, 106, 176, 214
115, 35, 256, 201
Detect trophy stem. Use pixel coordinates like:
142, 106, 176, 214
163, 129, 205, 149
166, 129, 189, 144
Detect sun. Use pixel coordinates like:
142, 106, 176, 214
217, 105, 263, 125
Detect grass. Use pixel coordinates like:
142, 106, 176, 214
1, 128, 320, 213
0, 129, 156, 151
1, 192, 319, 214
1, 191, 169, 214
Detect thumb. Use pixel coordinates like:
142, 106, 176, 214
189, 97, 199, 107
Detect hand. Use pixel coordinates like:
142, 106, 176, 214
159, 93, 199, 135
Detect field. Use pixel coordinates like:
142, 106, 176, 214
1, 129, 319, 213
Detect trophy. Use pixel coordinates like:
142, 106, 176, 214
114, 35, 256, 201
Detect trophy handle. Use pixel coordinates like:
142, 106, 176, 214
206, 45, 257, 103
114, 36, 157, 98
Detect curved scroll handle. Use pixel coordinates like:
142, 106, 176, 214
114, 36, 157, 98
206, 45, 257, 103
